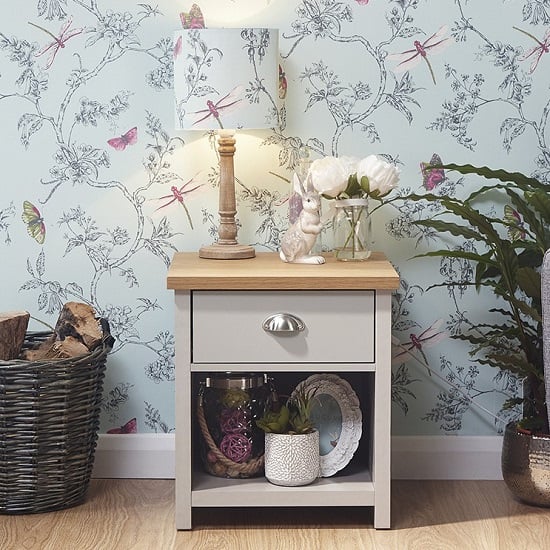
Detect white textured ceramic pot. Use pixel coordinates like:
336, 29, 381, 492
264, 430, 320, 487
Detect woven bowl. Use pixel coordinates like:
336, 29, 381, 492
0, 331, 110, 514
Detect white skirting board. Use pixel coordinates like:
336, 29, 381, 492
391, 436, 503, 480
92, 434, 176, 479
92, 434, 504, 480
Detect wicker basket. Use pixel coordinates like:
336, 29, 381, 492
0, 331, 111, 514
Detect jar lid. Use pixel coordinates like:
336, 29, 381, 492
204, 373, 267, 390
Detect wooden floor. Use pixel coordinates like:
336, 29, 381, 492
1, 480, 550, 549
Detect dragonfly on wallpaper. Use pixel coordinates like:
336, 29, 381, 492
152, 176, 204, 229
392, 319, 449, 368
28, 18, 83, 69
191, 86, 244, 129
514, 26, 550, 74
387, 25, 451, 85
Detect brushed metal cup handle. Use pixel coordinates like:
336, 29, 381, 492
262, 313, 305, 333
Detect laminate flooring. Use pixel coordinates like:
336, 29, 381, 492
1, 479, 549, 549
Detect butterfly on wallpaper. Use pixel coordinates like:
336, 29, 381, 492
387, 25, 451, 85
21, 200, 46, 244
514, 26, 550, 74
107, 127, 138, 151
420, 153, 445, 191
278, 64, 287, 100
192, 86, 244, 127
180, 4, 205, 29
107, 418, 138, 434
28, 18, 83, 70
504, 204, 527, 242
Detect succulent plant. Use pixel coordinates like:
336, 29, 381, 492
256, 384, 318, 435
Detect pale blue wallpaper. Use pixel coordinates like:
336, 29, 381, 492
0, 1, 548, 437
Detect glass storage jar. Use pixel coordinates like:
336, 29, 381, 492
197, 373, 272, 478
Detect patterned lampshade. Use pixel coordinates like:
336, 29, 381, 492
174, 28, 279, 131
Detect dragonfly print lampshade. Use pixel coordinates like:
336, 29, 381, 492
174, 28, 279, 259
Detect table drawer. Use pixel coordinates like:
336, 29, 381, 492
192, 290, 375, 364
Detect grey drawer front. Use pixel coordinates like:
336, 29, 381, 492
192, 290, 375, 363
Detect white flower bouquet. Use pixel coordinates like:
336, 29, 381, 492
305, 154, 400, 260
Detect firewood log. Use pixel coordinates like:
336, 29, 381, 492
53, 301, 103, 351
21, 302, 105, 361
0, 311, 30, 360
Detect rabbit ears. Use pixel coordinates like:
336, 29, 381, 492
296, 169, 315, 197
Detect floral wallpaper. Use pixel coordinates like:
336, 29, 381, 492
1, 0, 548, 437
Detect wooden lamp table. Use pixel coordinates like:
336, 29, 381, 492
167, 252, 399, 529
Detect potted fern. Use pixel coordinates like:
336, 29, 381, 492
256, 384, 320, 487
407, 163, 550, 505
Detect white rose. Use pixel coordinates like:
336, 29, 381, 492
309, 156, 349, 198
338, 156, 360, 176
356, 155, 400, 198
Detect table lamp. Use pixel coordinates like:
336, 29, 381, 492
174, 27, 279, 259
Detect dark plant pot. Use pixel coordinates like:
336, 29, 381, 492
501, 422, 550, 507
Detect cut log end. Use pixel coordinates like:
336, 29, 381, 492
54, 301, 103, 351
0, 311, 31, 361
18, 302, 106, 362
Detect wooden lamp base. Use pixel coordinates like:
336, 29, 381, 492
200, 129, 256, 260
199, 243, 255, 260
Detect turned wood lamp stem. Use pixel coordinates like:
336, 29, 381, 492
199, 129, 255, 259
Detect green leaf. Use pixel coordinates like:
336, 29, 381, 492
412, 248, 497, 268
436, 163, 545, 191
526, 190, 550, 233
344, 174, 362, 197
516, 266, 541, 301
415, 219, 488, 243
502, 397, 524, 410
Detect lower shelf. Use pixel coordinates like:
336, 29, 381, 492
191, 468, 375, 507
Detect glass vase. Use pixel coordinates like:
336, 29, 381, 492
332, 198, 371, 261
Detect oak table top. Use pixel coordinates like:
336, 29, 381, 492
166, 251, 399, 291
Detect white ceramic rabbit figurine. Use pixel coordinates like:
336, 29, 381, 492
279, 173, 325, 264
